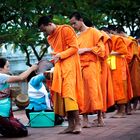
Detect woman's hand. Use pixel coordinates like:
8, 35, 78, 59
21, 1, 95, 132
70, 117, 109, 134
30, 64, 38, 71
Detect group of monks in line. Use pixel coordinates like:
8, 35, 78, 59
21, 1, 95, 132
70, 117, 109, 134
69, 12, 140, 127
38, 12, 140, 134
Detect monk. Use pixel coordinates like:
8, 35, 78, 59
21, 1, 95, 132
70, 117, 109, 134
116, 27, 140, 114
127, 37, 140, 111
38, 15, 84, 134
136, 38, 140, 110
115, 27, 134, 114
108, 25, 133, 118
70, 12, 105, 127
100, 28, 115, 117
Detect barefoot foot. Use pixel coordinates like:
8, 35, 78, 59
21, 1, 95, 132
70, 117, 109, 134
58, 127, 73, 134
72, 125, 82, 134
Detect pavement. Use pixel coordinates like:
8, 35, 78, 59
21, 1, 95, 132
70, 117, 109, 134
0, 109, 140, 140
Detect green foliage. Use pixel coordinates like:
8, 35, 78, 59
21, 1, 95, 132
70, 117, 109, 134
96, 0, 140, 35
0, 0, 140, 65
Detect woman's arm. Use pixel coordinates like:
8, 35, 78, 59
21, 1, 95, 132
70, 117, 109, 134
6, 65, 38, 83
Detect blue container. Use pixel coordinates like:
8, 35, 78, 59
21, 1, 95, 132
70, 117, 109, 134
29, 111, 55, 127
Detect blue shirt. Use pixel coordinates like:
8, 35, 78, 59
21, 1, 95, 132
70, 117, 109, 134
0, 73, 11, 117
26, 74, 52, 111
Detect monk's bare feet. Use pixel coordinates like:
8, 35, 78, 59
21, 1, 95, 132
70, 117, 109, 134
72, 125, 82, 134
102, 112, 106, 118
111, 112, 126, 118
58, 127, 73, 134
130, 109, 136, 114
97, 117, 104, 127
92, 118, 104, 127
82, 121, 91, 128
126, 110, 132, 115
137, 101, 140, 110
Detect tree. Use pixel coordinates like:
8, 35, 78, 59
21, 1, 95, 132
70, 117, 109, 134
95, 0, 140, 36
0, 0, 70, 65
0, 0, 140, 66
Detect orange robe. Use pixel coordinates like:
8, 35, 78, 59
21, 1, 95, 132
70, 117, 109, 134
77, 27, 105, 113
123, 36, 134, 63
128, 38, 140, 97
122, 36, 134, 100
48, 25, 84, 115
138, 45, 140, 56
100, 31, 114, 112
110, 35, 133, 103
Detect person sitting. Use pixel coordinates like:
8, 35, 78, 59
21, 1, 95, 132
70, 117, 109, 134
0, 57, 38, 138
25, 67, 64, 126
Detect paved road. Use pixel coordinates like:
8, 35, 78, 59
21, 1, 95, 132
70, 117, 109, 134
1, 109, 140, 140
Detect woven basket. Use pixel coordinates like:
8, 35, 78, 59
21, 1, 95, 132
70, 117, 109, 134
15, 93, 29, 109
10, 86, 22, 99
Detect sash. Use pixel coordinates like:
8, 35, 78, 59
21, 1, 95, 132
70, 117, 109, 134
107, 55, 116, 70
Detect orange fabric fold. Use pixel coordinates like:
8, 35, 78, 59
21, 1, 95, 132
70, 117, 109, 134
48, 25, 84, 113
111, 35, 128, 55
77, 27, 105, 113
110, 35, 133, 102
128, 38, 140, 98
79, 27, 105, 65
122, 36, 134, 63
51, 62, 62, 94
129, 55, 140, 97
138, 46, 140, 56
100, 31, 114, 112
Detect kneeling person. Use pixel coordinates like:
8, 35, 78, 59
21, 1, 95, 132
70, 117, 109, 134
25, 72, 64, 126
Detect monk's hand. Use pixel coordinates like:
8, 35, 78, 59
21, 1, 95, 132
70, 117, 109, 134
78, 48, 92, 54
52, 53, 61, 63
110, 51, 120, 55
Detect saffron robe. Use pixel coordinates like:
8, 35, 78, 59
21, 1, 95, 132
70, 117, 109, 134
100, 31, 114, 112
128, 38, 140, 97
48, 25, 84, 115
138, 45, 140, 56
123, 36, 134, 63
110, 35, 133, 103
77, 27, 105, 113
